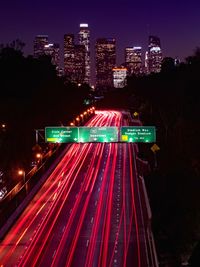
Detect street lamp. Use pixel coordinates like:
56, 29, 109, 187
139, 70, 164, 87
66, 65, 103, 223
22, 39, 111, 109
36, 153, 42, 164
1, 123, 6, 132
18, 169, 25, 184
36, 153, 42, 159
76, 117, 80, 126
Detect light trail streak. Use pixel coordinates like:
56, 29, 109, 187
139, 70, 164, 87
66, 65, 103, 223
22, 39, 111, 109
15, 228, 28, 246
123, 144, 127, 267
84, 143, 113, 267
100, 144, 118, 267
0, 109, 148, 267
18, 144, 95, 267
58, 144, 105, 267
128, 143, 141, 267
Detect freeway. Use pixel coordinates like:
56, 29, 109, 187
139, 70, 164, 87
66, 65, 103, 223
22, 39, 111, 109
0, 110, 150, 267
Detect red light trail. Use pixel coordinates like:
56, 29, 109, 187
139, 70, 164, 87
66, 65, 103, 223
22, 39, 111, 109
0, 110, 150, 267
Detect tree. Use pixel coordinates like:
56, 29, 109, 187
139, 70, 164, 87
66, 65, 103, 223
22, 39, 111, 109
161, 57, 176, 72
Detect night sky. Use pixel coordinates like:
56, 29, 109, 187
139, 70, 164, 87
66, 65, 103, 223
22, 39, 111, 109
1, 0, 200, 70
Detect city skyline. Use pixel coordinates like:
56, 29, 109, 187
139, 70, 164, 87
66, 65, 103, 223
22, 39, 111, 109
1, 0, 200, 65
33, 31, 162, 86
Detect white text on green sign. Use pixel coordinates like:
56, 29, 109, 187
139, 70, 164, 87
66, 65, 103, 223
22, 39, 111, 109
120, 126, 156, 143
78, 127, 118, 142
45, 127, 78, 143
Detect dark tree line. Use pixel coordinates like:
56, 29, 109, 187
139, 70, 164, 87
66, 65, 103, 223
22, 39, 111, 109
98, 49, 200, 265
1, 40, 200, 265
0, 42, 91, 187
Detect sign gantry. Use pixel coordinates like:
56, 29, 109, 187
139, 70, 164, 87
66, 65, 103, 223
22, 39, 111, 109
45, 126, 156, 143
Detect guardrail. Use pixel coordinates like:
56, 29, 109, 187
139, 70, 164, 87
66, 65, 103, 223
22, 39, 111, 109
138, 173, 159, 267
0, 143, 68, 239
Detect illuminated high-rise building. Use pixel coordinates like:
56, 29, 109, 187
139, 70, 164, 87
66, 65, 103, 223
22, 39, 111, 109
64, 34, 75, 80
64, 34, 85, 83
78, 23, 90, 84
147, 35, 163, 73
73, 45, 85, 83
125, 47, 134, 74
34, 35, 48, 57
144, 51, 149, 74
95, 38, 116, 90
44, 43, 60, 70
34, 35, 60, 73
125, 46, 142, 76
113, 67, 127, 88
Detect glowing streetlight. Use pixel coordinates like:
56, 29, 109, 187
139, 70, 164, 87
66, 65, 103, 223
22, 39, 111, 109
18, 169, 25, 184
35, 152, 43, 164
36, 153, 42, 159
1, 123, 7, 131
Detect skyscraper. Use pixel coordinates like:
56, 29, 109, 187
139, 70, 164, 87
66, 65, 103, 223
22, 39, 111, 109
34, 35, 60, 72
113, 67, 127, 88
147, 35, 163, 73
125, 46, 142, 76
78, 24, 90, 84
73, 45, 86, 83
144, 51, 149, 74
64, 34, 85, 83
64, 34, 75, 80
34, 35, 48, 57
44, 43, 60, 70
95, 38, 116, 91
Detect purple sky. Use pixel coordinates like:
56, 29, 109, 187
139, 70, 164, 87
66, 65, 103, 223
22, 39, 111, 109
1, 0, 200, 67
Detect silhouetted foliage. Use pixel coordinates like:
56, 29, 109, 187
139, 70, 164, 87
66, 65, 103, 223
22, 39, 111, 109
98, 48, 200, 263
1, 41, 200, 262
0, 43, 91, 187
189, 242, 200, 266
161, 57, 176, 73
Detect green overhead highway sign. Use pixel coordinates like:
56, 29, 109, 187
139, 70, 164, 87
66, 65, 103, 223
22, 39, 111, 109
45, 127, 79, 143
45, 126, 118, 143
79, 127, 118, 142
45, 126, 156, 143
120, 126, 156, 143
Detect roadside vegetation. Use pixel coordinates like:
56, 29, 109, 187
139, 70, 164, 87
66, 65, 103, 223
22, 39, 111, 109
1, 40, 200, 265
98, 49, 200, 266
0, 40, 91, 188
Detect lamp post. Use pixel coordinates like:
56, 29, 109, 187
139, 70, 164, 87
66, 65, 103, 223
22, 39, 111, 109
18, 169, 25, 184
18, 169, 27, 195
36, 153, 43, 164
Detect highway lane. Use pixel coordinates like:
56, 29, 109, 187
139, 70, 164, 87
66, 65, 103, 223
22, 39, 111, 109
0, 110, 150, 267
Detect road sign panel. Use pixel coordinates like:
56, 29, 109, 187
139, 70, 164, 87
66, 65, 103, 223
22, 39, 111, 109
45, 126, 156, 143
120, 126, 156, 143
45, 127, 79, 143
78, 127, 118, 142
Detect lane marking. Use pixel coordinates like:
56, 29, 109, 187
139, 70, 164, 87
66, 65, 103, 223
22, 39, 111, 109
52, 250, 57, 258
